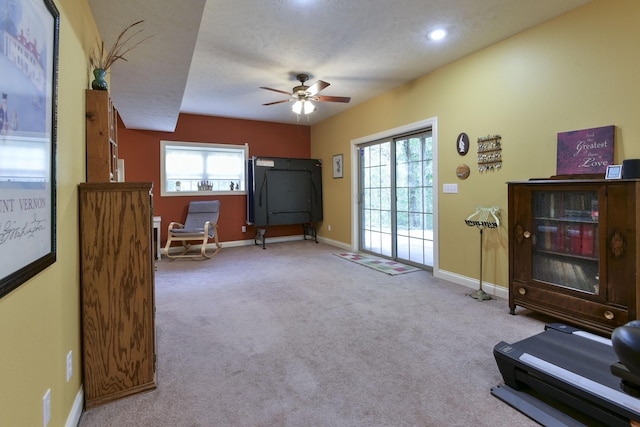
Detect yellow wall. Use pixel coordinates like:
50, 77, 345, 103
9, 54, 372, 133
1, 0, 639, 425
311, 0, 640, 288
0, 0, 99, 425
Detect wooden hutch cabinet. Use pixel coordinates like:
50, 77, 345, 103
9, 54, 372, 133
85, 89, 119, 182
508, 179, 639, 336
79, 182, 156, 408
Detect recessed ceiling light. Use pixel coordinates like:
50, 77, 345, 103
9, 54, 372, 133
429, 29, 447, 41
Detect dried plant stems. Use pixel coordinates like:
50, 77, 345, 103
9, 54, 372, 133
90, 20, 153, 70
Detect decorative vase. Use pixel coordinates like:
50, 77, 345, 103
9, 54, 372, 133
91, 68, 108, 91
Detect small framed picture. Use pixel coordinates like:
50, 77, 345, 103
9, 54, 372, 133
332, 154, 343, 179
605, 164, 623, 180
456, 132, 469, 156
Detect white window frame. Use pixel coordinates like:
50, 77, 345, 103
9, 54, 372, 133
160, 140, 248, 197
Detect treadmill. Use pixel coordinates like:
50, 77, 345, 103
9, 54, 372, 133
492, 323, 640, 426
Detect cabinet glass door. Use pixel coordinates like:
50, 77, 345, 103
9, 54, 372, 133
532, 190, 599, 294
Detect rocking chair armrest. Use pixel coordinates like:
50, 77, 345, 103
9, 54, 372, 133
167, 221, 185, 231
203, 221, 218, 237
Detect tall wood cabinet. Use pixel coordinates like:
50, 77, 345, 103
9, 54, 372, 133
79, 182, 156, 408
508, 179, 639, 336
85, 90, 119, 182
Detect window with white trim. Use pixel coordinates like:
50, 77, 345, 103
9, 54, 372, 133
160, 141, 248, 196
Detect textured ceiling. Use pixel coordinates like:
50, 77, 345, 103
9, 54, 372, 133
88, 0, 592, 131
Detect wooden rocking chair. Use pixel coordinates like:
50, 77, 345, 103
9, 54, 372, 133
164, 200, 222, 259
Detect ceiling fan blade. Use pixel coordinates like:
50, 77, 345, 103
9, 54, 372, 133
316, 95, 351, 103
306, 80, 330, 96
260, 87, 292, 96
263, 99, 292, 106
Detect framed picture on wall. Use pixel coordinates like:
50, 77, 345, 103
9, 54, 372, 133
0, 0, 60, 299
333, 154, 343, 179
456, 132, 469, 155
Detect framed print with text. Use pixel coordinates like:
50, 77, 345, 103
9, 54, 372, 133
557, 125, 614, 175
0, 0, 59, 298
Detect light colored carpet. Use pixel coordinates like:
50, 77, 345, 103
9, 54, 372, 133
79, 241, 546, 427
334, 251, 422, 275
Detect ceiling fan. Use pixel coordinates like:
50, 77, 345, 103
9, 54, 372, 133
260, 73, 351, 114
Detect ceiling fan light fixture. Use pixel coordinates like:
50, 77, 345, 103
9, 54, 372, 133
303, 100, 315, 114
292, 99, 315, 115
263, 74, 350, 115
292, 100, 303, 114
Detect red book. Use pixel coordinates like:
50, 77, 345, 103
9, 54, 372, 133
581, 224, 594, 256
557, 223, 565, 252
567, 225, 581, 254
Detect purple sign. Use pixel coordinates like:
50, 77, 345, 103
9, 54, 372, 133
556, 125, 614, 175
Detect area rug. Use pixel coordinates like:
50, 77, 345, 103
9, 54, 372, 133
334, 252, 422, 275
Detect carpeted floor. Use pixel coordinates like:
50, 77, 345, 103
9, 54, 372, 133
79, 241, 546, 427
334, 251, 423, 275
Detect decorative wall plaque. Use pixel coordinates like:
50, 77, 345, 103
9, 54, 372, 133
456, 164, 470, 179
457, 132, 469, 155
556, 125, 614, 175
477, 134, 502, 173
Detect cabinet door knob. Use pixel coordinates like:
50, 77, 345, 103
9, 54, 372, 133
604, 311, 614, 320
518, 287, 527, 295
523, 231, 531, 238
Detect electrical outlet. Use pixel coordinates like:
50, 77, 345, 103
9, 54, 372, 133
43, 389, 51, 427
443, 183, 458, 194
241, 225, 247, 233
328, 225, 332, 231
66, 351, 72, 382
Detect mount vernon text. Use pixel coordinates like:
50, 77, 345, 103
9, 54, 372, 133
0, 197, 48, 244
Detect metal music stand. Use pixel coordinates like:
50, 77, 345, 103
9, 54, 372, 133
465, 206, 500, 301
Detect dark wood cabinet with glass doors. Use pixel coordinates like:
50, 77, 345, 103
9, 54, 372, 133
507, 179, 639, 336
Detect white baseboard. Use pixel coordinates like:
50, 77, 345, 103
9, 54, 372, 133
317, 236, 351, 250
436, 269, 508, 300
66, 386, 83, 427
219, 238, 261, 248
229, 234, 310, 247
163, 234, 314, 255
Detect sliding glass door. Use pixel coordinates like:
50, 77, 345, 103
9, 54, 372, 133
359, 130, 434, 268
360, 141, 393, 257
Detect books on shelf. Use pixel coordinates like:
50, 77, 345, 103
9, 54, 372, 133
533, 191, 599, 257
535, 221, 597, 257
537, 224, 558, 251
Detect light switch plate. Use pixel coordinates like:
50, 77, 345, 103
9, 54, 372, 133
443, 183, 458, 194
